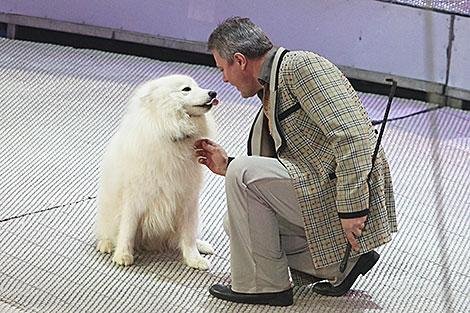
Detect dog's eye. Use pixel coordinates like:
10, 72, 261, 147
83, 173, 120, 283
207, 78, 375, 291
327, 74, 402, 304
182, 87, 191, 92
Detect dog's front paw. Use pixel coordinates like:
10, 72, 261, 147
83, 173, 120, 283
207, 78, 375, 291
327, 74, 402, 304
113, 251, 134, 266
184, 256, 211, 271
196, 239, 214, 255
97, 239, 114, 254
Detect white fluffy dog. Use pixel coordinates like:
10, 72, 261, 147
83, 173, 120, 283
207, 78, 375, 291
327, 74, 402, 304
95, 74, 217, 270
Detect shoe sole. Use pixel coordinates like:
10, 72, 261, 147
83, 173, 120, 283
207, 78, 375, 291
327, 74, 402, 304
209, 286, 293, 306
341, 251, 380, 293
360, 250, 380, 275
313, 251, 380, 297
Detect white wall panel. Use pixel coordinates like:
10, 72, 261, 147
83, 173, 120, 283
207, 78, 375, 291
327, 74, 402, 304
0, 0, 468, 96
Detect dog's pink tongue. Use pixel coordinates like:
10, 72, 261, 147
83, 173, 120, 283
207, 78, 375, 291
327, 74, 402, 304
210, 98, 219, 106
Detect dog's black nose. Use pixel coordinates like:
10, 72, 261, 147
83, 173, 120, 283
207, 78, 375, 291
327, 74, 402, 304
208, 91, 217, 99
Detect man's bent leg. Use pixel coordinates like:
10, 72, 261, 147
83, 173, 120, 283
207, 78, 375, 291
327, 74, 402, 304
224, 155, 363, 292
224, 156, 299, 293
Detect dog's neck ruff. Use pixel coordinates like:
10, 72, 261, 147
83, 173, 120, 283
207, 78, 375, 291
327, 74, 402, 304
172, 112, 204, 142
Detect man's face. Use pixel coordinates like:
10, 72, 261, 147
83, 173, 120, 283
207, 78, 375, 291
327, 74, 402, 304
213, 49, 260, 98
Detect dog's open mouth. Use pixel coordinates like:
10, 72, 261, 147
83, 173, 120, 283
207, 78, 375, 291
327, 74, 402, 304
197, 98, 219, 108
207, 98, 219, 106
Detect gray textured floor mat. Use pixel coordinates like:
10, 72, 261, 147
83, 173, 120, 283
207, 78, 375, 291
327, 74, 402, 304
1, 38, 469, 312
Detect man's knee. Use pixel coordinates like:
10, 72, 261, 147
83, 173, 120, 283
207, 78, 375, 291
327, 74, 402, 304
225, 156, 253, 187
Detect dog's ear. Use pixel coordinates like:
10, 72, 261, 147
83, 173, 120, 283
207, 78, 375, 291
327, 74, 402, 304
138, 86, 170, 107
140, 94, 153, 105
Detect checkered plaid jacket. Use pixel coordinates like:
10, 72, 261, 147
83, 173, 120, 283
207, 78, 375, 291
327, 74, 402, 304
248, 48, 397, 268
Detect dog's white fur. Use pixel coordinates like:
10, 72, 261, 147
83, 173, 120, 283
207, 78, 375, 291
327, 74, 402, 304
95, 74, 216, 270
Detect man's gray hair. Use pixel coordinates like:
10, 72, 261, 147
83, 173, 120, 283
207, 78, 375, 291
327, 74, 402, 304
208, 17, 273, 64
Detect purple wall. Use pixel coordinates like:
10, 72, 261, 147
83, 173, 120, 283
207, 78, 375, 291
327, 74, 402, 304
1, 0, 468, 93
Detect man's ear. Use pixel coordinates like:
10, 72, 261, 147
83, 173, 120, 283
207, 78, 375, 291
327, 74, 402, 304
233, 53, 247, 70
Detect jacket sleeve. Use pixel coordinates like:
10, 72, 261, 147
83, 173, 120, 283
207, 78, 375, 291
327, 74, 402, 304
288, 53, 373, 217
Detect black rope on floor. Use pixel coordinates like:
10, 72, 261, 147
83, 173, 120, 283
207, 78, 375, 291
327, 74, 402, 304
0, 196, 96, 223
371, 106, 442, 125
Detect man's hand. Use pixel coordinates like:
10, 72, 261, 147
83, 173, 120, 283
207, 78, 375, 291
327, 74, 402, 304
194, 139, 228, 176
340, 216, 367, 252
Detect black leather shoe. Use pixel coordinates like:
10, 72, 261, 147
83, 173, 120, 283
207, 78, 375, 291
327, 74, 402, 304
209, 284, 293, 306
313, 250, 380, 296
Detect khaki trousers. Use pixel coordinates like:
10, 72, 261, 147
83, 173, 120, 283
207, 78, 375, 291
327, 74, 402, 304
224, 156, 358, 293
